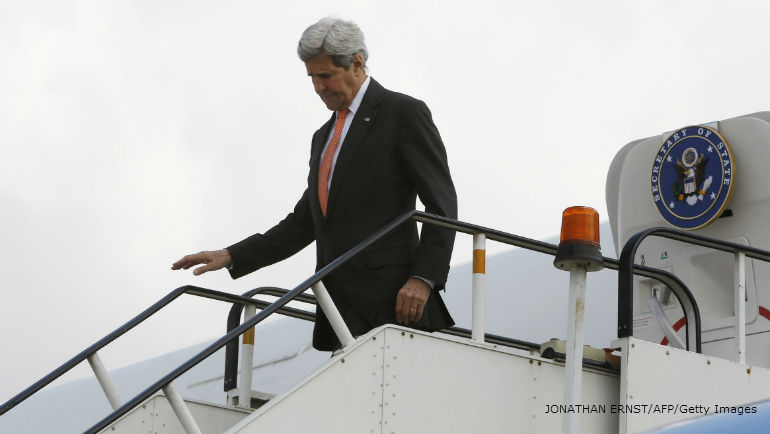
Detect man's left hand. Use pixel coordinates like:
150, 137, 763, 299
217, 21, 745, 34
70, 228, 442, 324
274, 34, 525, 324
395, 277, 430, 324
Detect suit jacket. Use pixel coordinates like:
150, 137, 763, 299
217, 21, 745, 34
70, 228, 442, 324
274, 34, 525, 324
227, 78, 457, 350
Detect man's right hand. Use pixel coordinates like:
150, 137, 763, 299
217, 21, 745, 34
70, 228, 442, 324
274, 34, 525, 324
171, 249, 232, 276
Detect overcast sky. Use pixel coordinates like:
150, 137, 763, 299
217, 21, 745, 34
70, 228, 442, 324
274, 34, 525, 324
1, 0, 769, 402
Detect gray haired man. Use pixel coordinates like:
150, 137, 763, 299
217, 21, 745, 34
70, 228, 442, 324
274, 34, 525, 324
173, 17, 457, 351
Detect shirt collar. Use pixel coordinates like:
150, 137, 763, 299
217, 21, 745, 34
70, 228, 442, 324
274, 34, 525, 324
341, 75, 371, 117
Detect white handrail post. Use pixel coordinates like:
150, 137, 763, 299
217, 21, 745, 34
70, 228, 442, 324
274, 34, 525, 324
734, 251, 746, 364
238, 303, 257, 408
162, 382, 202, 434
472, 233, 486, 342
563, 266, 587, 434
86, 352, 122, 410
311, 281, 355, 348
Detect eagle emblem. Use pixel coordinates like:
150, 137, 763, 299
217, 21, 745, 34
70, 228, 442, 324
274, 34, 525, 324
672, 148, 711, 206
650, 125, 735, 230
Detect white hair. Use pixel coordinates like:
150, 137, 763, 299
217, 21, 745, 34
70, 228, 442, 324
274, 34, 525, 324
297, 17, 369, 70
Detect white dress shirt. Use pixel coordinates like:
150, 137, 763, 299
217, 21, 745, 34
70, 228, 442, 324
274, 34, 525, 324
320, 75, 371, 189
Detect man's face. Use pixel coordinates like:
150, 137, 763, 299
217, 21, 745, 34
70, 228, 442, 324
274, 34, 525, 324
305, 54, 365, 111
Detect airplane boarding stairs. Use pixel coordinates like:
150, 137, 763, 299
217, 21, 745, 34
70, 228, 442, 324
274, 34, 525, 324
2, 211, 769, 433
103, 324, 623, 434
25, 325, 770, 434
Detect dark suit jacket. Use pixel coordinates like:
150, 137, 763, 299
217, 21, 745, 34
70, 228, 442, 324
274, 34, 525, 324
227, 78, 457, 350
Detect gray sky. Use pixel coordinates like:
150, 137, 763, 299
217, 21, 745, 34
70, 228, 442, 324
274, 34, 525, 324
1, 0, 769, 402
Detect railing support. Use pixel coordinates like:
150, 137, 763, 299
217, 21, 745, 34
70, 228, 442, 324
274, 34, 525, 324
472, 233, 486, 342
162, 382, 202, 434
311, 281, 355, 348
562, 266, 588, 434
734, 251, 746, 364
238, 303, 256, 408
87, 352, 122, 410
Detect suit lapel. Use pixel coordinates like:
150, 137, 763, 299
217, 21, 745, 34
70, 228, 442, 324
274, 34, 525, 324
324, 79, 385, 222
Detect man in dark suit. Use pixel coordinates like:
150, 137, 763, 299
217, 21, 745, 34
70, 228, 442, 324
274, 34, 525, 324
172, 17, 457, 351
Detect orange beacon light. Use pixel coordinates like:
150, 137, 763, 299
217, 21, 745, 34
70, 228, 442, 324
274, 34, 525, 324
553, 206, 603, 272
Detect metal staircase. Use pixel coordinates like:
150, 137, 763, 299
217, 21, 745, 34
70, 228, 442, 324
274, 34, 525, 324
2, 211, 767, 433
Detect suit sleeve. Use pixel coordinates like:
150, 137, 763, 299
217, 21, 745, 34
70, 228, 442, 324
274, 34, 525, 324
225, 188, 315, 279
398, 99, 458, 289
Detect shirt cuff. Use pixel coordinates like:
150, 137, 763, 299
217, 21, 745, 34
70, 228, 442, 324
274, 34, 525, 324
411, 275, 435, 289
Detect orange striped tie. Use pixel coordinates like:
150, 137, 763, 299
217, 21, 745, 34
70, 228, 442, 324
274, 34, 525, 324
318, 108, 349, 216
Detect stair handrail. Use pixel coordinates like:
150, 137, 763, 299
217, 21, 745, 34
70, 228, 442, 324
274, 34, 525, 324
1, 211, 703, 433
0, 286, 314, 417
618, 227, 770, 359
217, 213, 706, 394
81, 211, 427, 433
